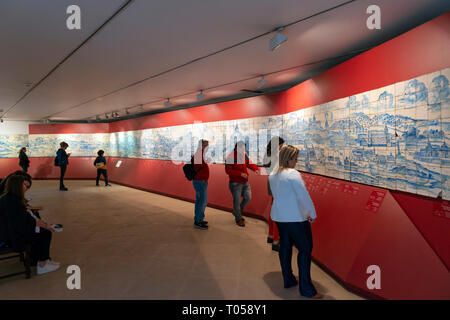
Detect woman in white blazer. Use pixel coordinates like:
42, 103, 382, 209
268, 145, 323, 299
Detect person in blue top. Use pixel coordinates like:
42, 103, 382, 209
56, 142, 70, 191
93, 150, 111, 187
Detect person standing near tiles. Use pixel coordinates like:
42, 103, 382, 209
192, 139, 210, 230
56, 142, 70, 191
225, 141, 260, 227
268, 145, 323, 299
263, 136, 285, 251
19, 147, 30, 173
94, 150, 111, 187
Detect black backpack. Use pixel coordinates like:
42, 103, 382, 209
183, 159, 196, 181
54, 156, 59, 166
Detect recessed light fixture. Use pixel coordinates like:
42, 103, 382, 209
197, 90, 205, 101
164, 98, 171, 107
257, 75, 267, 89
269, 27, 288, 51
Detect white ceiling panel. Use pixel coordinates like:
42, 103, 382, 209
0, 0, 448, 121
0, 0, 129, 115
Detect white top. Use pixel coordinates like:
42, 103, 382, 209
269, 168, 317, 222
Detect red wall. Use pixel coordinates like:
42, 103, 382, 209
109, 93, 286, 132
29, 123, 109, 134
0, 157, 99, 180
1, 12, 449, 299
106, 158, 272, 219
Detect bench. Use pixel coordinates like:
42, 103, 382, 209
0, 244, 31, 279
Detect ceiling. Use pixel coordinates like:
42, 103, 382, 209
0, 0, 449, 122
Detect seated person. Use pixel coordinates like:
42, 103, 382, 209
0, 170, 25, 194
1, 170, 34, 204
0, 175, 60, 275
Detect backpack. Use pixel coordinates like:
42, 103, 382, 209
54, 156, 59, 166
183, 162, 196, 181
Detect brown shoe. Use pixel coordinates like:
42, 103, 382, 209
236, 219, 245, 227
311, 293, 324, 299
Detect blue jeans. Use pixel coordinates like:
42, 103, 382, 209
228, 182, 251, 222
193, 180, 208, 223
276, 221, 317, 297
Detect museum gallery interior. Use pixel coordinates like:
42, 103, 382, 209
0, 0, 449, 300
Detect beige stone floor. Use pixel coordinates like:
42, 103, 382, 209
0, 180, 363, 300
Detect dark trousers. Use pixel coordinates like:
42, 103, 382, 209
276, 221, 317, 297
96, 169, 108, 185
21, 165, 28, 173
30, 229, 52, 265
59, 165, 67, 189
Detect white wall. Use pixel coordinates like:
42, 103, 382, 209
0, 120, 35, 134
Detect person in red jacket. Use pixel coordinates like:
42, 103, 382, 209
225, 141, 259, 227
192, 139, 210, 230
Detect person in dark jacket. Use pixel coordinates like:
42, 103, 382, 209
225, 141, 260, 227
56, 142, 71, 191
192, 140, 209, 230
94, 150, 111, 187
19, 147, 30, 173
0, 175, 60, 275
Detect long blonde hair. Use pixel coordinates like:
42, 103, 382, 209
277, 145, 299, 173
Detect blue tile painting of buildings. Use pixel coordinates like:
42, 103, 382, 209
0, 68, 448, 199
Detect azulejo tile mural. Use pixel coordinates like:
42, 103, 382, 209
283, 68, 450, 199
0, 134, 29, 158
0, 68, 448, 199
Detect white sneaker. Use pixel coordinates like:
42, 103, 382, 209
37, 262, 60, 275
46, 259, 60, 266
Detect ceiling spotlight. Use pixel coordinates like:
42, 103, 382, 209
197, 90, 205, 101
257, 75, 267, 89
164, 98, 171, 107
269, 27, 288, 51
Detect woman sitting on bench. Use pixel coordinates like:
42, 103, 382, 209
0, 175, 60, 275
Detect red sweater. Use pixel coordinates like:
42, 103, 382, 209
225, 150, 259, 184
192, 149, 209, 181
